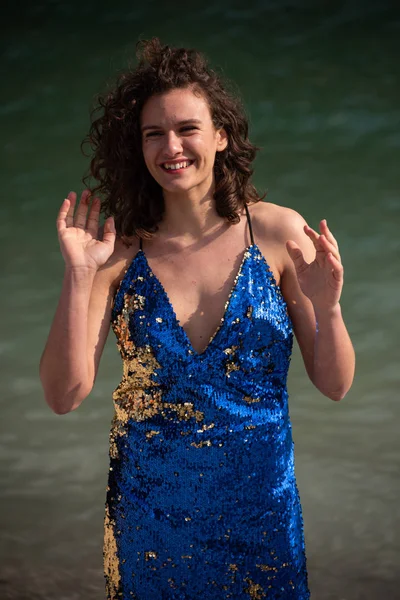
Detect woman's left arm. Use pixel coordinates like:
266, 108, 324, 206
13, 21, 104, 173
280, 209, 355, 401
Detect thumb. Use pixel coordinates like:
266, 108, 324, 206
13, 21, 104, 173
286, 240, 308, 274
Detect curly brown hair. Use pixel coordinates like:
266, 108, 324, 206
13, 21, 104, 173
81, 37, 265, 244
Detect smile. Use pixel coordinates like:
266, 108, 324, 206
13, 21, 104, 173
161, 160, 195, 172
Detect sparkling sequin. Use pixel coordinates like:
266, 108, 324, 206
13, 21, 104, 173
104, 242, 310, 599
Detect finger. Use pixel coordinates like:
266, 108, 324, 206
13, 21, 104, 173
286, 240, 309, 274
56, 198, 71, 235
65, 191, 77, 227
327, 252, 344, 283
320, 219, 339, 249
86, 196, 101, 238
303, 224, 322, 248
74, 189, 92, 229
304, 226, 340, 266
304, 224, 319, 239
102, 216, 116, 247
303, 226, 328, 266
319, 234, 341, 262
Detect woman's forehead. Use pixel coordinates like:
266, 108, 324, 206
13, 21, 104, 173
141, 88, 211, 124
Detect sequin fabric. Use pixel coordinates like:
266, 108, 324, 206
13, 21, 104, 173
104, 241, 310, 599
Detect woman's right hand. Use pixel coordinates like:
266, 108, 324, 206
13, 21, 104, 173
56, 190, 116, 272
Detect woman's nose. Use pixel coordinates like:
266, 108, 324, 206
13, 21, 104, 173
163, 131, 183, 155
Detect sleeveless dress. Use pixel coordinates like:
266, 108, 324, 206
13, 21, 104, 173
104, 205, 310, 599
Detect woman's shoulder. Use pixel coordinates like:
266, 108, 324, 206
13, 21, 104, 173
248, 200, 308, 241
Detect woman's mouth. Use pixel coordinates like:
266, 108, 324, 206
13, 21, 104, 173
160, 160, 195, 174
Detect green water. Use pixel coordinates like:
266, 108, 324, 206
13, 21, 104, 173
1, 2, 399, 598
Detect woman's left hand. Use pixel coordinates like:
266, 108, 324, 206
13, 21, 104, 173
286, 219, 344, 313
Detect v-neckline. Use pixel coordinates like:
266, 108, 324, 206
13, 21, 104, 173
140, 244, 255, 358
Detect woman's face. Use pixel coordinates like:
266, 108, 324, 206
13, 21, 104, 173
140, 87, 227, 197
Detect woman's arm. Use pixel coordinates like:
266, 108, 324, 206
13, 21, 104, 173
311, 303, 354, 400
279, 208, 355, 401
39, 266, 115, 414
39, 190, 116, 414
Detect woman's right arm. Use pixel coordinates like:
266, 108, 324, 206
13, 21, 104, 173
39, 190, 116, 415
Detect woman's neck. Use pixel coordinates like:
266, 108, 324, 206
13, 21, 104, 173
159, 189, 223, 242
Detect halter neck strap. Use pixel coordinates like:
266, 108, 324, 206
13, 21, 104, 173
244, 203, 255, 246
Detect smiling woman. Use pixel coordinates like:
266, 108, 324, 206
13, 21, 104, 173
79, 39, 261, 242
39, 37, 355, 600
141, 89, 228, 197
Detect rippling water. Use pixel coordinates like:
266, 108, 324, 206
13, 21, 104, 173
1, 1, 399, 598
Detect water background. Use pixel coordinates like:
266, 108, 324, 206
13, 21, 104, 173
1, 1, 399, 598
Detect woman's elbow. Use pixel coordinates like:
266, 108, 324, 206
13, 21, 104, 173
318, 386, 349, 402
42, 384, 92, 415
327, 390, 346, 402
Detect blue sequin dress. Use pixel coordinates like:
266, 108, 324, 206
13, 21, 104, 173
104, 205, 310, 599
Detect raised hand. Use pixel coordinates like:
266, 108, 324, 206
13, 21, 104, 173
286, 219, 344, 312
56, 190, 116, 272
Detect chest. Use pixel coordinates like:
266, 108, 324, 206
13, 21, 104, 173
145, 243, 281, 355
112, 242, 292, 369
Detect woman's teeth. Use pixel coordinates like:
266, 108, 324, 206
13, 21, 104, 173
163, 160, 192, 170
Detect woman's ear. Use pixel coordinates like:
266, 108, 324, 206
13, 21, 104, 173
216, 128, 228, 152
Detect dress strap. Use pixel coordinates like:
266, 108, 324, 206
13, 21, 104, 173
244, 203, 255, 246
139, 237, 143, 250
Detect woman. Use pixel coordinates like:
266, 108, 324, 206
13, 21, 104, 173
40, 38, 355, 599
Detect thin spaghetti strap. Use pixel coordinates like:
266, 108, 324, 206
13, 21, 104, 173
244, 203, 255, 246
139, 237, 143, 251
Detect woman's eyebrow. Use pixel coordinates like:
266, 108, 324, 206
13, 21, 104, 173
141, 118, 203, 132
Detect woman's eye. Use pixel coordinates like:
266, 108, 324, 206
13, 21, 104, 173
144, 127, 197, 139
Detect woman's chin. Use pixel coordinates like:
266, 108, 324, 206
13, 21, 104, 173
160, 180, 196, 194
